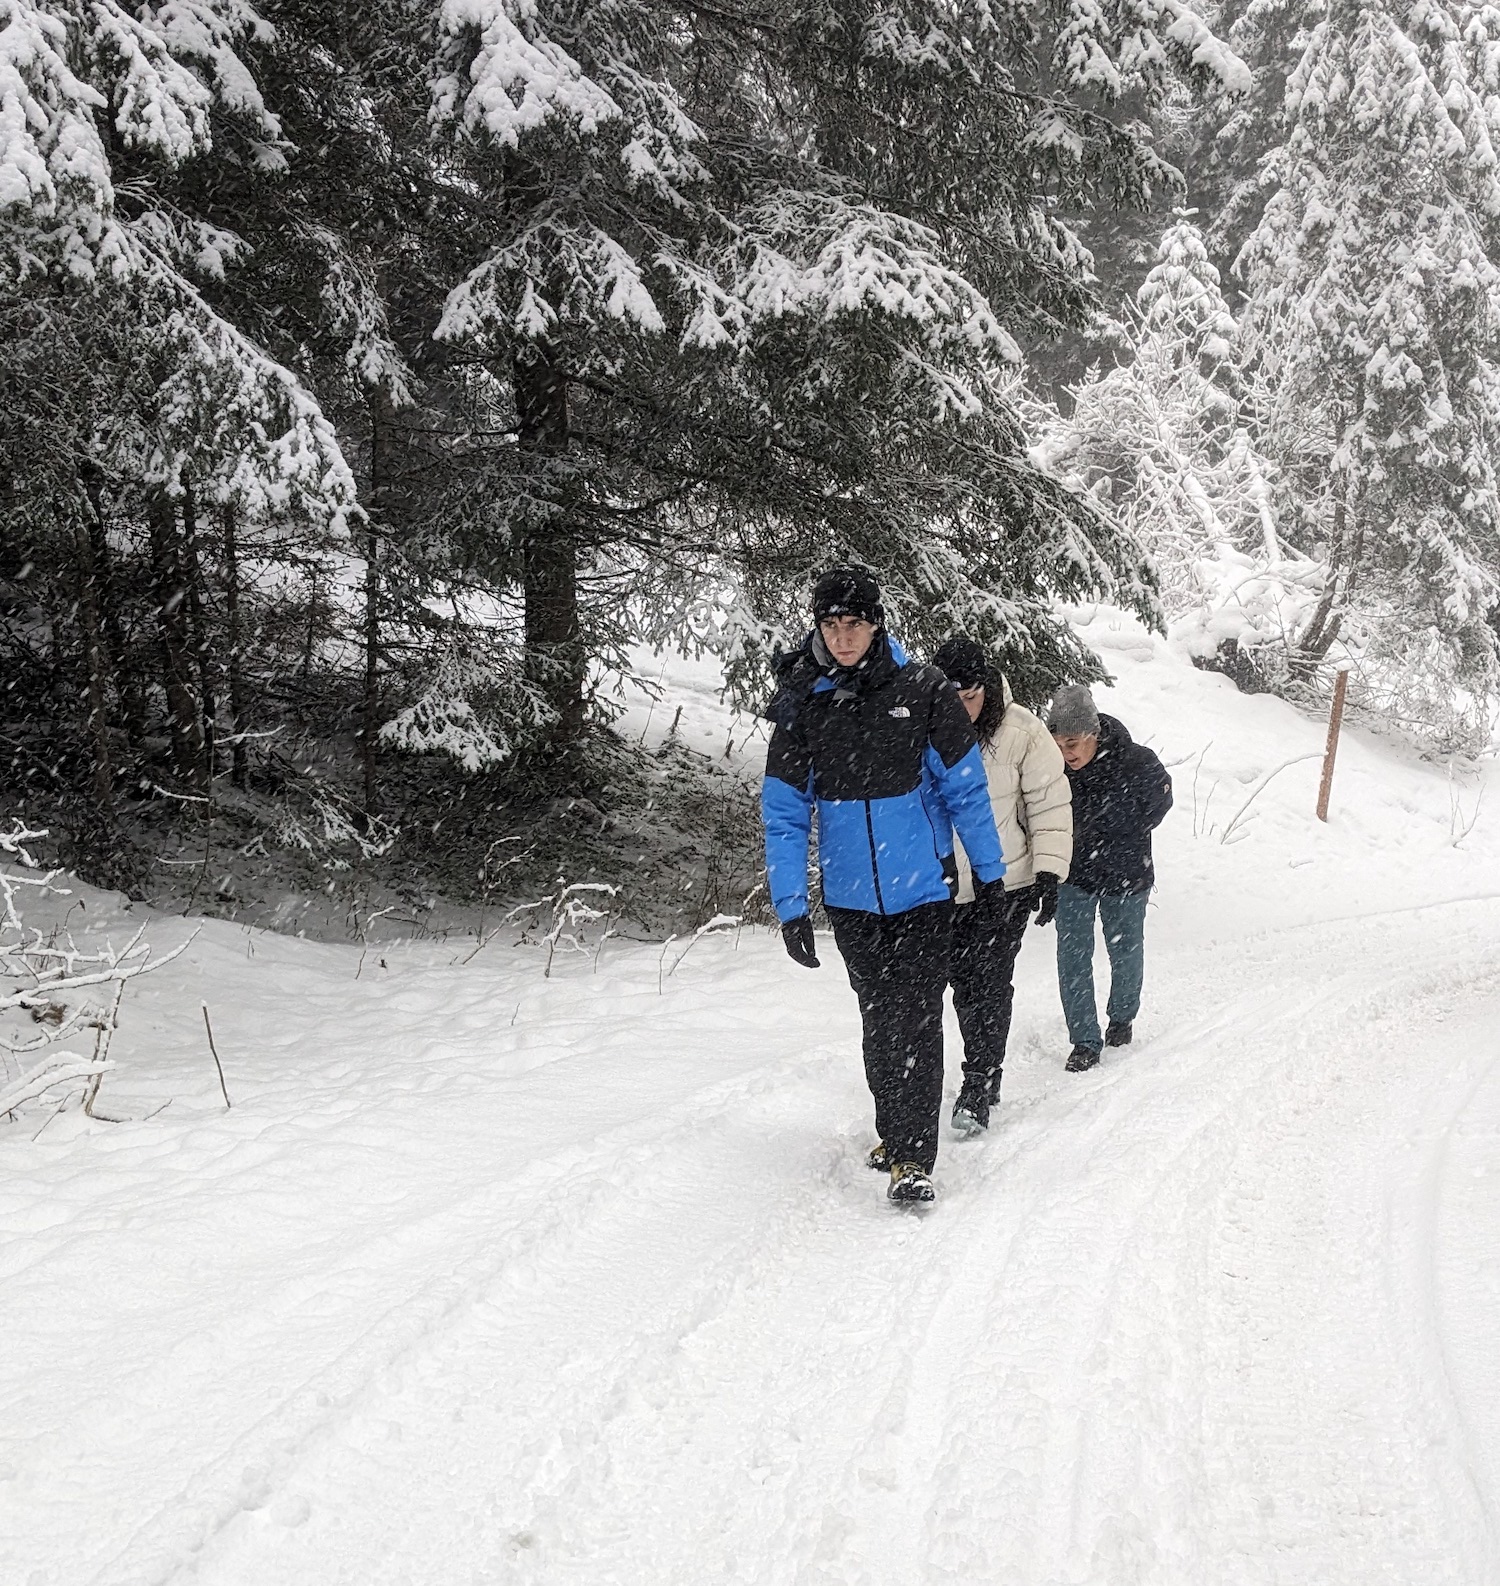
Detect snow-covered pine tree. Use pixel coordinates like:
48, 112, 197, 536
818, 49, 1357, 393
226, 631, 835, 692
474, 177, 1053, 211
1, 0, 357, 809
1194, 0, 1316, 266
1237, 0, 1500, 737
184, 0, 438, 814
425, 0, 1251, 736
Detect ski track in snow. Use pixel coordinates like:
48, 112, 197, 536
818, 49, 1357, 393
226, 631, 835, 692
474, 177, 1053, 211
7, 621, 1500, 1586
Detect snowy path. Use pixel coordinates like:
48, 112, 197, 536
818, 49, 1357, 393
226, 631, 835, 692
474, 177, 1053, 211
6, 887, 1500, 1586
8, 615, 1500, 1586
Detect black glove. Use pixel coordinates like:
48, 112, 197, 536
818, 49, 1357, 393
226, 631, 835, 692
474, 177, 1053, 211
1031, 871, 1059, 928
972, 876, 1009, 920
781, 915, 820, 968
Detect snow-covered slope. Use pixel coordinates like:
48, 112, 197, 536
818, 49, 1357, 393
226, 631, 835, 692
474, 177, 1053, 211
4, 610, 1499, 1586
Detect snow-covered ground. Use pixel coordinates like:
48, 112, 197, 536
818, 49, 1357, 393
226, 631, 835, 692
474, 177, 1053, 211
4, 610, 1500, 1586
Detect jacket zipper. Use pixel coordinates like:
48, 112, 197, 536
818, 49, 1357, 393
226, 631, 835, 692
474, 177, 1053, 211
863, 800, 887, 914
922, 800, 943, 863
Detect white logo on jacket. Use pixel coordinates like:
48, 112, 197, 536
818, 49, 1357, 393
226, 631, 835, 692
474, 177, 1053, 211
888, 706, 911, 718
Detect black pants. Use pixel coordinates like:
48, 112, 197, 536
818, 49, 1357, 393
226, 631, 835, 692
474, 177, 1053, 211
828, 899, 953, 1175
950, 887, 1033, 1102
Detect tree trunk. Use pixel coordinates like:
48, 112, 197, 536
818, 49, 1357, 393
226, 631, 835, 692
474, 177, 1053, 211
70, 503, 114, 812
515, 347, 585, 750
362, 396, 383, 818
147, 491, 205, 786
223, 507, 248, 788
80, 463, 145, 742
180, 485, 217, 782
1293, 409, 1351, 681
301, 568, 320, 685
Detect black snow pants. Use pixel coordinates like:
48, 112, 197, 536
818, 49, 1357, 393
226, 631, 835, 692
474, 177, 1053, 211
950, 886, 1033, 1103
827, 899, 953, 1175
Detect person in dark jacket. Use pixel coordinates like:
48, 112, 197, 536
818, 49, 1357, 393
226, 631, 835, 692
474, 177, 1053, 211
1045, 685, 1173, 1072
763, 567, 1006, 1203
933, 636, 1072, 1136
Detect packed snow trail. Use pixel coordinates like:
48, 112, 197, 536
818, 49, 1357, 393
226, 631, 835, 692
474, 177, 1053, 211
4, 614, 1500, 1585
5, 894, 1498, 1586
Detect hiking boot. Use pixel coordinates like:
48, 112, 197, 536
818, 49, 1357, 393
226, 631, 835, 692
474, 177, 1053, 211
1105, 1020, 1133, 1048
1066, 1043, 1101, 1072
888, 1162, 936, 1203
866, 1140, 890, 1173
951, 1083, 989, 1136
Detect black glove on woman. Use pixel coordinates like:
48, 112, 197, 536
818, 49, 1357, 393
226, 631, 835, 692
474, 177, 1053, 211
1031, 871, 1060, 927
781, 915, 820, 968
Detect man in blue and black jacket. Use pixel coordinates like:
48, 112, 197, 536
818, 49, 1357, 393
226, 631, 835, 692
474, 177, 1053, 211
761, 566, 1006, 1204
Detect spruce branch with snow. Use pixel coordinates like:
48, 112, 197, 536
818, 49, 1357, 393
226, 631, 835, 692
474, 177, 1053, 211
426, 0, 1248, 732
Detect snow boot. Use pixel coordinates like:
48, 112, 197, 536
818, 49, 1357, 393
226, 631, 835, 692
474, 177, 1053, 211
1066, 1043, 1101, 1072
951, 1082, 990, 1136
1105, 1020, 1133, 1048
888, 1162, 936, 1203
866, 1141, 890, 1173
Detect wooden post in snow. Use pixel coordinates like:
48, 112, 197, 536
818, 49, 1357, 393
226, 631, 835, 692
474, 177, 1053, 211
1316, 667, 1350, 823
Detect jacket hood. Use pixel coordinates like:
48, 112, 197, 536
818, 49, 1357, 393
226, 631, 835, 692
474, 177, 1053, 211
764, 630, 904, 726
1095, 713, 1132, 750
1063, 713, 1133, 779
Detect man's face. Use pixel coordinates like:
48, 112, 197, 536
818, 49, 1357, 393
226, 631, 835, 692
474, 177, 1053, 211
1053, 731, 1099, 770
819, 615, 877, 668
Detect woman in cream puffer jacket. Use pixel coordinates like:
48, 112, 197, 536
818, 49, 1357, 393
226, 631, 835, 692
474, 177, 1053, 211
932, 638, 1073, 1135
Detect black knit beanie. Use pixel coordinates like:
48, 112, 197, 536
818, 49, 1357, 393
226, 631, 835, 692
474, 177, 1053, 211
932, 636, 988, 691
811, 566, 883, 626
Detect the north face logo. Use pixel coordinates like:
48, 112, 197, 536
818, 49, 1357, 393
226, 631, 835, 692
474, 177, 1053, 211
888, 706, 911, 718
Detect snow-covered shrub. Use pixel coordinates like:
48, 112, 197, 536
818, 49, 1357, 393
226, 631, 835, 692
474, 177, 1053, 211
0, 823, 186, 1123
1342, 592, 1500, 753
378, 620, 563, 774
506, 878, 619, 978
1042, 217, 1329, 681
267, 770, 397, 871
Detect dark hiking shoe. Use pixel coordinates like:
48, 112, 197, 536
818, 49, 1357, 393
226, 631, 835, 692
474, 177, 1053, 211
951, 1103, 986, 1137
866, 1141, 890, 1173
951, 1084, 989, 1136
1066, 1044, 1101, 1072
1105, 1021, 1133, 1048
888, 1163, 936, 1203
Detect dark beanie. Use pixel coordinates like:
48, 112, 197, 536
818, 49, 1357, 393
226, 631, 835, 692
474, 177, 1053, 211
811, 566, 883, 626
932, 636, 988, 691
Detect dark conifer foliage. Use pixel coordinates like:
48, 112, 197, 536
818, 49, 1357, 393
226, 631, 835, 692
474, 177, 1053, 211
1, 1, 1249, 889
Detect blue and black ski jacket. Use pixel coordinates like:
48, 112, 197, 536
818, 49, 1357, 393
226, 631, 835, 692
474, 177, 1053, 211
761, 633, 1004, 922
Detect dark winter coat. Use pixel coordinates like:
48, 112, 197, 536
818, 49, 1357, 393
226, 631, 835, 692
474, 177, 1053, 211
761, 632, 1004, 922
1063, 714, 1173, 896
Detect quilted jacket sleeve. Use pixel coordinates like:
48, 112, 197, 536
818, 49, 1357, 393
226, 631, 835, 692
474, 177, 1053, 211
761, 720, 815, 922
1019, 715, 1073, 880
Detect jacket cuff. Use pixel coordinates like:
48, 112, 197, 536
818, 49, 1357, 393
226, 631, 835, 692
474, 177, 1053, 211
971, 860, 1005, 884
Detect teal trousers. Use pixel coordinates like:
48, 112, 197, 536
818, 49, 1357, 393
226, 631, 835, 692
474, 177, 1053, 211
1055, 884, 1149, 1051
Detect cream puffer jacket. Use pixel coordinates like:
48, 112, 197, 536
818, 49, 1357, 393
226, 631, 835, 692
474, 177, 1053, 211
953, 677, 1073, 901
